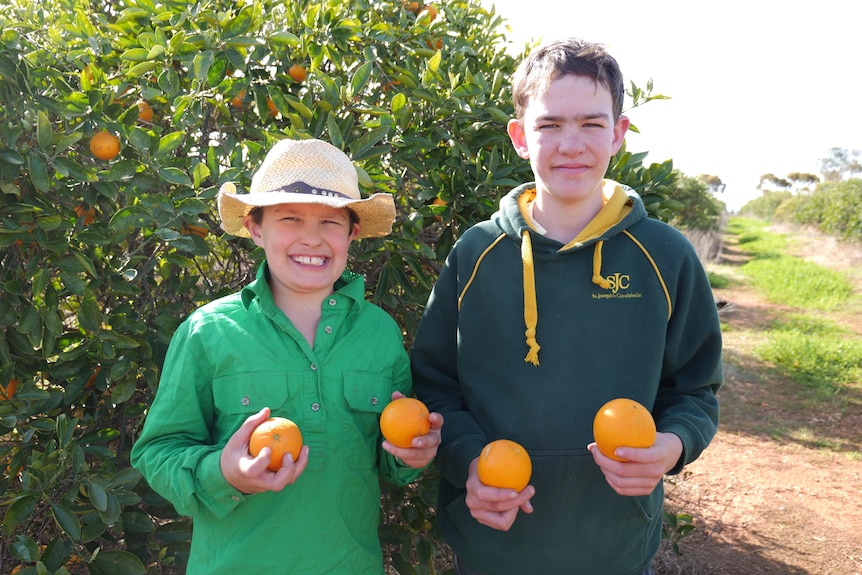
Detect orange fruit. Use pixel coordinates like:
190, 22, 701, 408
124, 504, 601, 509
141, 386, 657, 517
136, 100, 153, 122
425, 4, 438, 21
249, 417, 303, 471
593, 398, 656, 461
73, 203, 96, 226
181, 222, 209, 238
288, 63, 307, 83
1, 377, 17, 400
230, 89, 246, 109
477, 439, 532, 491
379, 397, 430, 448
89, 131, 120, 161
266, 96, 278, 117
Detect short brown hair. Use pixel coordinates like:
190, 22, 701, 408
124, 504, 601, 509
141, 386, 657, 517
511, 38, 625, 120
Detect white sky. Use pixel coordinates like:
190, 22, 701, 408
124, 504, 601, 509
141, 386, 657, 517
478, 0, 862, 210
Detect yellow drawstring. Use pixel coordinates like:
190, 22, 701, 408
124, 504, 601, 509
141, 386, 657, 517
592, 240, 611, 289
521, 230, 541, 366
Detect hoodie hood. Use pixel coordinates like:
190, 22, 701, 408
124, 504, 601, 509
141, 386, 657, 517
491, 179, 648, 365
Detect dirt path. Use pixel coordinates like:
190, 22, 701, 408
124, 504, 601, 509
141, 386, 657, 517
654, 226, 862, 575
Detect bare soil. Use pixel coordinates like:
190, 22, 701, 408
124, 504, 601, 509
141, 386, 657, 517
654, 226, 862, 575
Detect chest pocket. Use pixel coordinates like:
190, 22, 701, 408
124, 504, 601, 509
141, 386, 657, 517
341, 370, 391, 470
212, 370, 297, 439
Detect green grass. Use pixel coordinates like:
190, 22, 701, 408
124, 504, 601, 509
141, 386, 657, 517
724, 217, 862, 402
757, 315, 862, 398
741, 255, 854, 310
726, 217, 788, 256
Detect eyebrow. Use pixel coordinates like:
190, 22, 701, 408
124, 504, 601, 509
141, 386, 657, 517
535, 112, 611, 123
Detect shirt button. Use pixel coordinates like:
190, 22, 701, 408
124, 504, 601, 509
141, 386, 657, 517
370, 396, 379, 406
310, 363, 318, 371
328, 298, 337, 306
311, 402, 320, 412
232, 495, 241, 502
241, 396, 250, 406
324, 325, 332, 334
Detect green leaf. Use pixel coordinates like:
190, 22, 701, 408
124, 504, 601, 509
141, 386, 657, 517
37, 111, 52, 150
350, 126, 389, 160
51, 503, 82, 541
4, 496, 37, 534
28, 153, 51, 192
90, 550, 147, 575
222, 8, 253, 38
78, 288, 102, 332
89, 482, 108, 512
158, 167, 192, 186
192, 51, 214, 83
119, 48, 150, 61
349, 61, 373, 98
157, 131, 186, 155
126, 61, 159, 78
108, 206, 152, 230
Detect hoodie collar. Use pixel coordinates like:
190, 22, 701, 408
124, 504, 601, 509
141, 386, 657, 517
511, 180, 640, 366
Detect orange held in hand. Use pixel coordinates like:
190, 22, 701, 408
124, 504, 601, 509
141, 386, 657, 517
249, 417, 303, 472
593, 398, 657, 461
379, 397, 430, 448
477, 439, 532, 491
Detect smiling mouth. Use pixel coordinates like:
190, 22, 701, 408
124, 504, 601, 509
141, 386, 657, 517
291, 255, 328, 267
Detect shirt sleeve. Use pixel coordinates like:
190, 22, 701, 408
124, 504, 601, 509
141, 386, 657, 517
654, 247, 723, 474
377, 328, 426, 486
410, 247, 488, 489
130, 319, 246, 519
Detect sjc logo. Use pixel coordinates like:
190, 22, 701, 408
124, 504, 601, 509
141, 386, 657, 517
604, 272, 630, 294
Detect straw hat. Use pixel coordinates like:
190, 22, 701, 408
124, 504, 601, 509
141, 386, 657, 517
217, 138, 395, 239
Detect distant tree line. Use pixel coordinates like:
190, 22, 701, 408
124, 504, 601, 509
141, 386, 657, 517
740, 148, 862, 243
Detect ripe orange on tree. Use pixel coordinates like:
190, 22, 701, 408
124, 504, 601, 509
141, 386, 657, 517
89, 130, 120, 161
230, 89, 246, 109
593, 398, 656, 461
73, 203, 96, 226
266, 96, 279, 117
136, 100, 153, 122
249, 417, 303, 472
379, 397, 430, 448
181, 222, 209, 238
0, 377, 18, 400
288, 63, 307, 83
477, 439, 532, 491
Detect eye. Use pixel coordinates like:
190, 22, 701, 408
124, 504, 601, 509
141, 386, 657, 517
537, 123, 559, 131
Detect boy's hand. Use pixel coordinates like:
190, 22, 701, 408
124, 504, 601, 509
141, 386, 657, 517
220, 407, 309, 494
587, 431, 683, 496
465, 458, 535, 531
381, 391, 443, 468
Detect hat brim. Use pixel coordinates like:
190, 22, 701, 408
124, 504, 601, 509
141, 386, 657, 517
217, 184, 395, 239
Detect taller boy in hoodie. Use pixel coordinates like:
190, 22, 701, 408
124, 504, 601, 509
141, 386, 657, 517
411, 38, 722, 575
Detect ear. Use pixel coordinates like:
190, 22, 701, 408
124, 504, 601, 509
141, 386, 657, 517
507, 118, 530, 159
611, 115, 630, 154
242, 213, 265, 247
350, 223, 362, 240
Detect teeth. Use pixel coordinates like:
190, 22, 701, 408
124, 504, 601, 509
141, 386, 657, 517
293, 256, 327, 266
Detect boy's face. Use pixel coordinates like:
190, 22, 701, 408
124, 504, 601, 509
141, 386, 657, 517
243, 203, 359, 300
507, 74, 629, 207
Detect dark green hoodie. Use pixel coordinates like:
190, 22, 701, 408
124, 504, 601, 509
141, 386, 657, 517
412, 181, 722, 575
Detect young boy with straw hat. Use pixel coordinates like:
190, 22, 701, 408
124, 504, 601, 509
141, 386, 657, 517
132, 138, 442, 574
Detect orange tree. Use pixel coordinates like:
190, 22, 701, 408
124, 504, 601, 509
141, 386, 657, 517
0, 0, 677, 573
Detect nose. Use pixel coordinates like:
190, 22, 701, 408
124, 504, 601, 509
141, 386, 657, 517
298, 222, 323, 245
558, 126, 586, 155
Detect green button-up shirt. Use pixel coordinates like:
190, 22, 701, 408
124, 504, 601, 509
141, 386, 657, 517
131, 264, 420, 574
